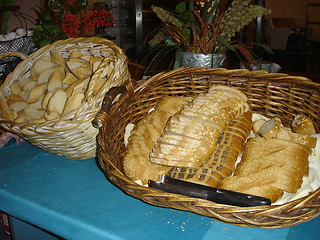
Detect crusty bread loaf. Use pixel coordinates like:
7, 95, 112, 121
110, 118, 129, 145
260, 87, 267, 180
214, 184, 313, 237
150, 85, 250, 168
168, 110, 253, 187
123, 96, 190, 184
219, 136, 311, 202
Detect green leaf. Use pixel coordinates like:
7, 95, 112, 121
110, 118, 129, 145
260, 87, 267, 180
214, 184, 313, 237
253, 42, 274, 55
33, 25, 44, 32
39, 39, 52, 48
175, 1, 186, 13
44, 24, 62, 35
206, 0, 221, 23
217, 37, 236, 52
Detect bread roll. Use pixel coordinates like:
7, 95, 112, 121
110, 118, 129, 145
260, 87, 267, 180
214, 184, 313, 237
291, 114, 316, 135
44, 111, 60, 121
257, 118, 281, 139
22, 81, 37, 92
89, 57, 103, 72
63, 72, 78, 85
252, 119, 266, 134
69, 50, 83, 58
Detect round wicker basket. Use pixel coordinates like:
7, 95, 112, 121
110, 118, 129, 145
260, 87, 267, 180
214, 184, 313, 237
94, 67, 320, 228
0, 37, 130, 160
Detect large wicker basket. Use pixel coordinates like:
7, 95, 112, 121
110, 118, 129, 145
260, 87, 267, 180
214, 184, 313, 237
0, 37, 130, 160
94, 67, 320, 228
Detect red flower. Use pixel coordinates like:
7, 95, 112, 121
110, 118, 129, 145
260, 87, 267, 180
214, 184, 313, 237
61, 13, 81, 38
66, 0, 74, 6
83, 10, 116, 33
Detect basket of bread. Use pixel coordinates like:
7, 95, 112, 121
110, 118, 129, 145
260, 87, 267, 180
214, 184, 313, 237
93, 67, 320, 228
0, 37, 130, 160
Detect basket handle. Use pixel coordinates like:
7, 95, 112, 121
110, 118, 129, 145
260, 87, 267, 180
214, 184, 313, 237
0, 51, 28, 61
93, 79, 136, 128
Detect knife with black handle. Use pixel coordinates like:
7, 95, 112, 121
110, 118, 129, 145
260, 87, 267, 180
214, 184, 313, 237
148, 175, 271, 207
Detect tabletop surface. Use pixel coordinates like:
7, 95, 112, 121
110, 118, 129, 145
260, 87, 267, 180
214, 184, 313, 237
0, 141, 319, 240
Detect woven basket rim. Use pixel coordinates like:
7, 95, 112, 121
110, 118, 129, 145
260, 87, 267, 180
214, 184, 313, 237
96, 67, 320, 228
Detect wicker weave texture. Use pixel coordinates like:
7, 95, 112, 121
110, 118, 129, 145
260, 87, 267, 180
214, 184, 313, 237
95, 67, 320, 228
0, 37, 131, 160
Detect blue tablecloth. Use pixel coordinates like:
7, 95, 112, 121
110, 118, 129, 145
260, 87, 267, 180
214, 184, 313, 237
0, 141, 319, 240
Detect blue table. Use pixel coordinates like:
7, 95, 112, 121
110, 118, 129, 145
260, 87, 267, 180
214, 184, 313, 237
0, 141, 319, 240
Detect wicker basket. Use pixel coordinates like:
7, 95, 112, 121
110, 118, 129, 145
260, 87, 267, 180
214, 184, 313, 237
0, 37, 131, 160
94, 67, 320, 228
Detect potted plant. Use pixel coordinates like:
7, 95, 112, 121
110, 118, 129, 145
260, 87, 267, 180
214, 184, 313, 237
145, 0, 271, 71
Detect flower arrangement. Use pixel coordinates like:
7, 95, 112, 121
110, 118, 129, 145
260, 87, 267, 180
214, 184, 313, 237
32, 0, 116, 47
146, 0, 271, 67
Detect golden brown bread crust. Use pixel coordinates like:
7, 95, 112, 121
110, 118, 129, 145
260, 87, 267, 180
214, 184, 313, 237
219, 136, 311, 202
168, 110, 253, 187
150, 85, 250, 168
291, 114, 316, 135
123, 96, 190, 184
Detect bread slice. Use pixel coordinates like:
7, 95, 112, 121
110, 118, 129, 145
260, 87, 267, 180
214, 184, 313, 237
27, 83, 47, 103
168, 110, 253, 187
47, 88, 67, 115
63, 93, 85, 114
10, 83, 22, 95
31, 57, 57, 77
47, 70, 64, 93
41, 91, 53, 110
50, 51, 66, 66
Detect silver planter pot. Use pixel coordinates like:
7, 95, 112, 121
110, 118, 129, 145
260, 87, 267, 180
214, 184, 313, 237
177, 52, 226, 68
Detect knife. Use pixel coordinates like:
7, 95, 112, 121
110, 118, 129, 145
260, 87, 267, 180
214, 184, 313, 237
148, 175, 271, 207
